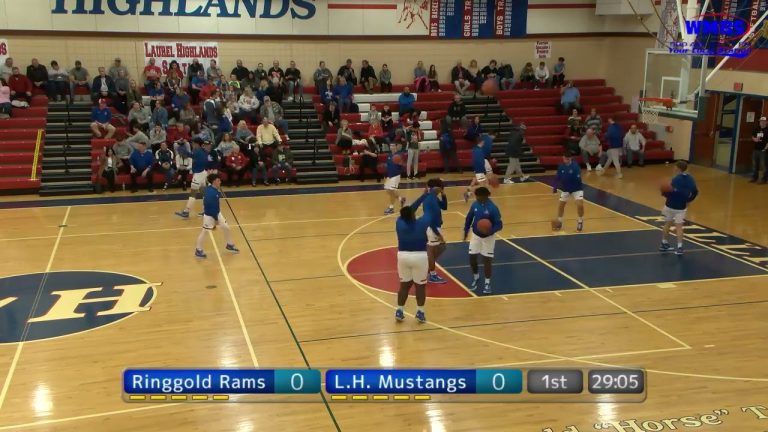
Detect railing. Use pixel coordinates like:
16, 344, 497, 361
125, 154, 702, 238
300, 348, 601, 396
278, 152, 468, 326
30, 129, 44, 180
312, 137, 318, 166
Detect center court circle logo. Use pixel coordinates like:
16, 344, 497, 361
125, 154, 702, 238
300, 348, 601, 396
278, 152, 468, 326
0, 271, 157, 343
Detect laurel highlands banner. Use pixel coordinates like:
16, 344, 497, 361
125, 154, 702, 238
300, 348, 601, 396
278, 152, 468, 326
143, 41, 219, 75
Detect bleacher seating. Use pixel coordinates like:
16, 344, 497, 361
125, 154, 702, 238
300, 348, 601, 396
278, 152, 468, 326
0, 96, 48, 192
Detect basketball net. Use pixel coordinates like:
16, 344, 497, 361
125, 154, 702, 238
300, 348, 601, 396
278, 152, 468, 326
641, 106, 661, 125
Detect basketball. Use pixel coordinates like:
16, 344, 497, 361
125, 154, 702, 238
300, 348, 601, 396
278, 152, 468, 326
660, 181, 673, 194
481, 79, 499, 95
392, 154, 403, 165
477, 218, 492, 235
551, 219, 563, 231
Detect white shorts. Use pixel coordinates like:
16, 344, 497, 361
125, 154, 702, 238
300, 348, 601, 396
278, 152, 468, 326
474, 172, 488, 183
384, 175, 401, 191
397, 251, 428, 284
203, 213, 227, 230
427, 227, 444, 246
559, 190, 584, 202
468, 232, 495, 258
484, 159, 493, 175
191, 171, 208, 190
662, 206, 686, 224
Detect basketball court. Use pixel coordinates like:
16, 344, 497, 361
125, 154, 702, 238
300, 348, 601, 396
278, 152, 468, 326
0, 164, 766, 431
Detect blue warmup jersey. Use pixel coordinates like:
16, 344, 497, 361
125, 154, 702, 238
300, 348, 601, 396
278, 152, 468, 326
386, 151, 405, 178
410, 191, 447, 230
472, 146, 486, 174
191, 148, 208, 174
664, 173, 699, 210
396, 216, 430, 252
482, 134, 493, 158
203, 187, 221, 218
464, 199, 503, 238
556, 161, 583, 193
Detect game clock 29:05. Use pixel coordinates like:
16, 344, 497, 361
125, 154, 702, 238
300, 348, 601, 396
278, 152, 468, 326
587, 370, 644, 394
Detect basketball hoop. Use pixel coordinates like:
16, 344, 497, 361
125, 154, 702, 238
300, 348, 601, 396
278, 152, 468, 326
639, 97, 673, 125
641, 106, 660, 125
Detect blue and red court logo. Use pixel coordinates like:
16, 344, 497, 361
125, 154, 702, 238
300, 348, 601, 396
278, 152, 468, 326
0, 271, 157, 343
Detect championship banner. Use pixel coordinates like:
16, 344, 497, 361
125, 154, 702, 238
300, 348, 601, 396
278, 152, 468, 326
0, 39, 8, 63
429, 0, 526, 39
143, 41, 219, 75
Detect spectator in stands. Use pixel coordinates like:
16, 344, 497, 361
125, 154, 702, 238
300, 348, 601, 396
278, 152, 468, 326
126, 79, 143, 107
414, 61, 427, 80
238, 87, 260, 124
114, 69, 130, 114
467, 59, 481, 90
369, 104, 381, 127
446, 94, 468, 128
519, 62, 535, 88
126, 119, 150, 150
222, 144, 247, 186
270, 142, 293, 184
97, 146, 121, 193
226, 74, 242, 99
0, 79, 11, 119
567, 108, 583, 136
180, 103, 198, 127
26, 58, 48, 96
202, 89, 220, 128
215, 132, 236, 158
128, 102, 151, 131
69, 60, 90, 98
256, 117, 281, 149
504, 123, 529, 184
360, 60, 377, 94
232, 59, 250, 82
148, 80, 165, 109
584, 108, 602, 135
624, 124, 647, 168
368, 110, 384, 144
247, 140, 269, 187
379, 64, 392, 93
143, 58, 162, 88
170, 122, 191, 154
267, 61, 285, 87
534, 61, 550, 89
313, 61, 332, 95
318, 77, 333, 105
8, 67, 32, 104
217, 103, 234, 141
175, 143, 192, 191
234, 120, 254, 144
451, 60, 471, 96
90, 99, 116, 139
47, 61, 69, 102
439, 119, 459, 173
189, 70, 206, 105
552, 57, 566, 88
599, 118, 624, 178
254, 63, 268, 83
333, 77, 353, 114
260, 96, 289, 138
560, 81, 581, 114
465, 115, 483, 142
167, 61, 184, 89
381, 104, 394, 132
481, 60, 499, 88
285, 61, 303, 102
406, 122, 422, 180
338, 59, 357, 86
171, 86, 190, 121
498, 62, 515, 90
0, 58, 13, 82
266, 78, 285, 105
336, 119, 354, 155
129, 140, 155, 193
155, 141, 175, 189
427, 65, 440, 92
150, 123, 166, 151
188, 59, 204, 82
206, 59, 223, 84
192, 122, 215, 145
108, 57, 128, 81
398, 87, 416, 117
579, 127, 602, 172
413, 61, 427, 93
242, 71, 257, 91
91, 67, 116, 104
199, 77, 218, 102
255, 79, 269, 104
113, 134, 133, 172
322, 101, 339, 132
358, 138, 380, 182
151, 99, 169, 130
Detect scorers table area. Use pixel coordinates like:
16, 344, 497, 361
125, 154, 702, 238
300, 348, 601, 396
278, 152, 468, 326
122, 368, 647, 403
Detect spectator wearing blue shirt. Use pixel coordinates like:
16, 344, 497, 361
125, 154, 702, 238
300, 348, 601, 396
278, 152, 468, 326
333, 77, 353, 113
599, 118, 624, 178
194, 173, 239, 259
394, 205, 432, 323
410, 178, 448, 284
384, 142, 407, 215
660, 161, 699, 255
552, 57, 567, 88
128, 141, 155, 193
150, 99, 169, 130
464, 115, 483, 141
171, 87, 190, 121
90, 98, 116, 139
553, 151, 585, 232
560, 81, 580, 114
463, 187, 503, 293
398, 87, 416, 117
189, 71, 207, 105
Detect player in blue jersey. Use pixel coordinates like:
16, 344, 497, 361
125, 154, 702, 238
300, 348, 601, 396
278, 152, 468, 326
384, 142, 407, 215
195, 173, 240, 258
395, 205, 437, 323
660, 160, 698, 255
176, 139, 211, 219
552, 151, 585, 232
410, 178, 448, 284
463, 133, 495, 202
463, 187, 503, 294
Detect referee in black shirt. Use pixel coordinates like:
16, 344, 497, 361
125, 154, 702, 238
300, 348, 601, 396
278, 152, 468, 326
750, 116, 768, 184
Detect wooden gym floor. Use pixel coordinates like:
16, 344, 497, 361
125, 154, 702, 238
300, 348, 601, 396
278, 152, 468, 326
0, 164, 766, 431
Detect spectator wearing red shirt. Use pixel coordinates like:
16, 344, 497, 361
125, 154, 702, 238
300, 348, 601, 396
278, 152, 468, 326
223, 145, 249, 186
8, 67, 32, 102
0, 78, 11, 118
143, 58, 162, 88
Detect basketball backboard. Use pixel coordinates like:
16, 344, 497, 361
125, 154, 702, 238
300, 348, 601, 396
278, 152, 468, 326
642, 49, 708, 120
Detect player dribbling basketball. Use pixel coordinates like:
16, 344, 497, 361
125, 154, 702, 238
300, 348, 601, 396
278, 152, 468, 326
463, 187, 503, 294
